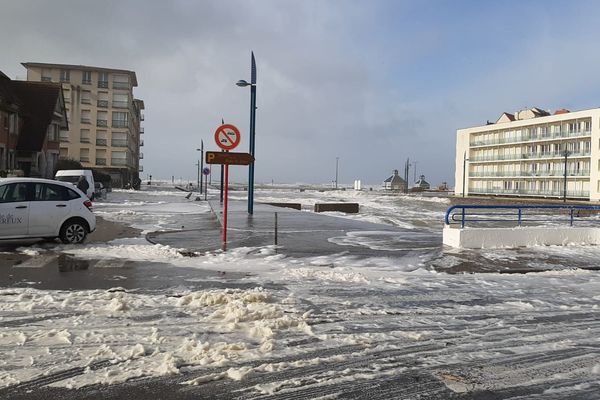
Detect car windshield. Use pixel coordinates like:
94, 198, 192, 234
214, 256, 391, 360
55, 176, 81, 184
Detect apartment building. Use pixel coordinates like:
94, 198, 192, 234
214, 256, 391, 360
455, 107, 600, 201
22, 63, 144, 188
0, 70, 67, 177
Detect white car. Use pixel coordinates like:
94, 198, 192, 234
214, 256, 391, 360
0, 177, 96, 244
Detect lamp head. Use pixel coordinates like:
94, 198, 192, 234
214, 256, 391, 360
236, 80, 251, 87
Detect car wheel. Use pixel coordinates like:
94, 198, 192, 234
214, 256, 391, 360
60, 220, 88, 244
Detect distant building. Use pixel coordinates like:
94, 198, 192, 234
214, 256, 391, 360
0, 71, 67, 177
414, 175, 430, 190
383, 169, 406, 191
455, 106, 596, 200
22, 62, 144, 188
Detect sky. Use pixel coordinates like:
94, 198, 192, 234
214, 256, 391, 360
2, 0, 600, 187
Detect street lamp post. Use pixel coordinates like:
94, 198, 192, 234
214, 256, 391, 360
236, 52, 257, 215
462, 151, 469, 198
335, 157, 339, 189
196, 140, 204, 194
563, 150, 570, 202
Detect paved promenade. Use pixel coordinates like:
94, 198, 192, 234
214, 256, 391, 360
148, 199, 434, 258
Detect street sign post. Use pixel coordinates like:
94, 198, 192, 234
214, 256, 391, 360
202, 167, 210, 201
213, 124, 244, 251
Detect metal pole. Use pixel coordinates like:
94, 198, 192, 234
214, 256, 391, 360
196, 161, 200, 191
204, 173, 208, 201
248, 52, 257, 215
223, 164, 229, 251
274, 212, 278, 245
335, 157, 339, 189
462, 152, 467, 198
220, 150, 224, 204
413, 160, 418, 183
563, 151, 568, 202
200, 140, 204, 194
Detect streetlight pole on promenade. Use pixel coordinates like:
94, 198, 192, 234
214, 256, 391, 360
462, 152, 469, 198
196, 139, 204, 194
335, 157, 339, 189
563, 150, 570, 202
236, 52, 257, 215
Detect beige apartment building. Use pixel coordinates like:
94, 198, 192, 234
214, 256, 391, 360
455, 107, 600, 201
22, 62, 144, 188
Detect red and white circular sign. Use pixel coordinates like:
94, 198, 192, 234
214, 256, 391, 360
214, 124, 241, 151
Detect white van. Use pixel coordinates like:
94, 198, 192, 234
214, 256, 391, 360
55, 170, 96, 200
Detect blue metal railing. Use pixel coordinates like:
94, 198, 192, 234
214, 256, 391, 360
445, 204, 600, 228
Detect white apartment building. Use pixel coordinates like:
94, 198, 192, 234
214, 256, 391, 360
21, 62, 144, 188
455, 107, 600, 201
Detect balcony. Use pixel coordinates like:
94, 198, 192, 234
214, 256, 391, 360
470, 150, 591, 163
140, 114, 144, 121
470, 130, 592, 148
98, 81, 109, 88
140, 140, 144, 146
470, 169, 591, 178
112, 82, 129, 90
96, 138, 107, 146
82, 79, 92, 85
112, 120, 128, 128
112, 100, 129, 109
96, 158, 107, 166
80, 118, 91, 124
97, 119, 108, 127
41, 76, 52, 82
97, 100, 108, 108
140, 127, 144, 134
79, 156, 90, 163
80, 137, 90, 144
59, 134, 69, 143
139, 153, 144, 159
139, 165, 144, 172
111, 139, 128, 147
469, 187, 590, 198
111, 158, 127, 166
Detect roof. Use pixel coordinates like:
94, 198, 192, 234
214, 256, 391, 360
0, 71, 21, 111
21, 62, 138, 86
10, 81, 66, 151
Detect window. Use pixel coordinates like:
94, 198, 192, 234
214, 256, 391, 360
41, 69, 52, 82
47, 124, 59, 142
98, 72, 109, 88
112, 112, 128, 128
8, 113, 16, 134
82, 71, 92, 85
112, 93, 129, 108
80, 129, 90, 143
81, 90, 91, 104
60, 69, 70, 82
0, 183, 30, 203
113, 74, 129, 89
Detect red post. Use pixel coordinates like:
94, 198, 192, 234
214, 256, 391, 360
222, 164, 229, 251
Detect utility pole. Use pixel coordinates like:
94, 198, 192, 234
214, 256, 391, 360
404, 158, 410, 194
335, 157, 339, 189
413, 160, 418, 183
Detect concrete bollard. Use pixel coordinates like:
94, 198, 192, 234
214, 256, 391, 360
314, 203, 359, 213
265, 202, 302, 210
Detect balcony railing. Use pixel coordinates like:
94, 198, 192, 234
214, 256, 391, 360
469, 187, 590, 198
98, 81, 109, 88
470, 150, 591, 162
112, 101, 129, 109
140, 114, 144, 121
59, 135, 69, 143
82, 79, 92, 85
111, 158, 127, 166
96, 158, 107, 166
79, 156, 90, 163
112, 82, 129, 89
41, 77, 52, 82
96, 138, 107, 146
97, 119, 108, 127
470, 169, 591, 178
111, 139, 128, 147
140, 140, 144, 146
140, 127, 144, 134
139, 153, 144, 159
80, 138, 90, 143
97, 100, 108, 108
80, 118, 91, 124
81, 98, 91, 105
470, 129, 592, 147
112, 120, 128, 128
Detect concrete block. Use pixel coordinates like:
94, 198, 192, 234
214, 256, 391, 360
314, 203, 359, 213
265, 202, 302, 210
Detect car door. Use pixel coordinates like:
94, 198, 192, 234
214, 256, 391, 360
28, 183, 72, 237
0, 182, 31, 237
